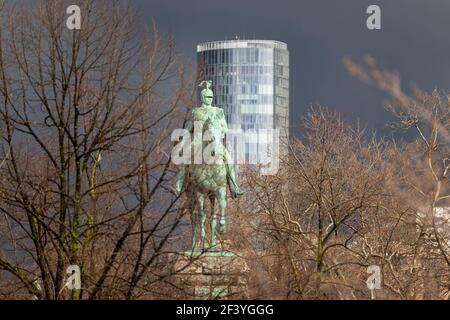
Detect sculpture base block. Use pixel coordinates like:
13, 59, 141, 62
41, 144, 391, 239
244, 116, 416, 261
174, 250, 249, 299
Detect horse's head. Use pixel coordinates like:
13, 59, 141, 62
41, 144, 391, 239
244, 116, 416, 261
202, 118, 225, 163
204, 117, 224, 142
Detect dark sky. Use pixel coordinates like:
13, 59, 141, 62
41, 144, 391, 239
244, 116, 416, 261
135, 0, 450, 137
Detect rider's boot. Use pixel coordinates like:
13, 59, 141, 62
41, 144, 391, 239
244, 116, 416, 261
226, 163, 244, 199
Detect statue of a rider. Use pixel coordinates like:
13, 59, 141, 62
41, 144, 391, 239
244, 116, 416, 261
174, 80, 244, 199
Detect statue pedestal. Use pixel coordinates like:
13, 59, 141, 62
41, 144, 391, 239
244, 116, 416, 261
174, 250, 249, 299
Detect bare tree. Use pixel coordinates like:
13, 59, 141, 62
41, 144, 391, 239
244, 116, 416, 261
0, 0, 193, 299
233, 108, 392, 299
345, 56, 450, 299
234, 103, 450, 300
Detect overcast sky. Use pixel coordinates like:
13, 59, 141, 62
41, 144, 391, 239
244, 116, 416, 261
135, 0, 450, 137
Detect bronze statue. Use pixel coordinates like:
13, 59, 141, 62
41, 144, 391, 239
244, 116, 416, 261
175, 80, 244, 251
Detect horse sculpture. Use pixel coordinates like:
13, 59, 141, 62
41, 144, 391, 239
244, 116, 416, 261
174, 80, 243, 252
190, 118, 228, 250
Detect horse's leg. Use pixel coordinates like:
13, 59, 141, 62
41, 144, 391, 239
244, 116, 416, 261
209, 195, 217, 250
217, 186, 227, 234
196, 192, 206, 251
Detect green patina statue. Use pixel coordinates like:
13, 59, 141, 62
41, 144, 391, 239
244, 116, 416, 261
175, 80, 244, 252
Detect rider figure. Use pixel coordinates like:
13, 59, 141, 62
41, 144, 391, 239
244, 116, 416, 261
175, 80, 244, 198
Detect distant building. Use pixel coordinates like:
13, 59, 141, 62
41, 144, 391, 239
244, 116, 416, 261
197, 40, 289, 165
417, 207, 450, 248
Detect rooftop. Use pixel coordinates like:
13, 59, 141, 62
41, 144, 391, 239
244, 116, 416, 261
197, 39, 288, 52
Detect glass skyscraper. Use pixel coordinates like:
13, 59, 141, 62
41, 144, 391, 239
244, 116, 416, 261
197, 40, 289, 166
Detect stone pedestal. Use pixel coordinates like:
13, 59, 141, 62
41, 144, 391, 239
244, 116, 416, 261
174, 250, 249, 299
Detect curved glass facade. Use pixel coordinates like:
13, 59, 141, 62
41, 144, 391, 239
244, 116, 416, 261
197, 40, 289, 164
